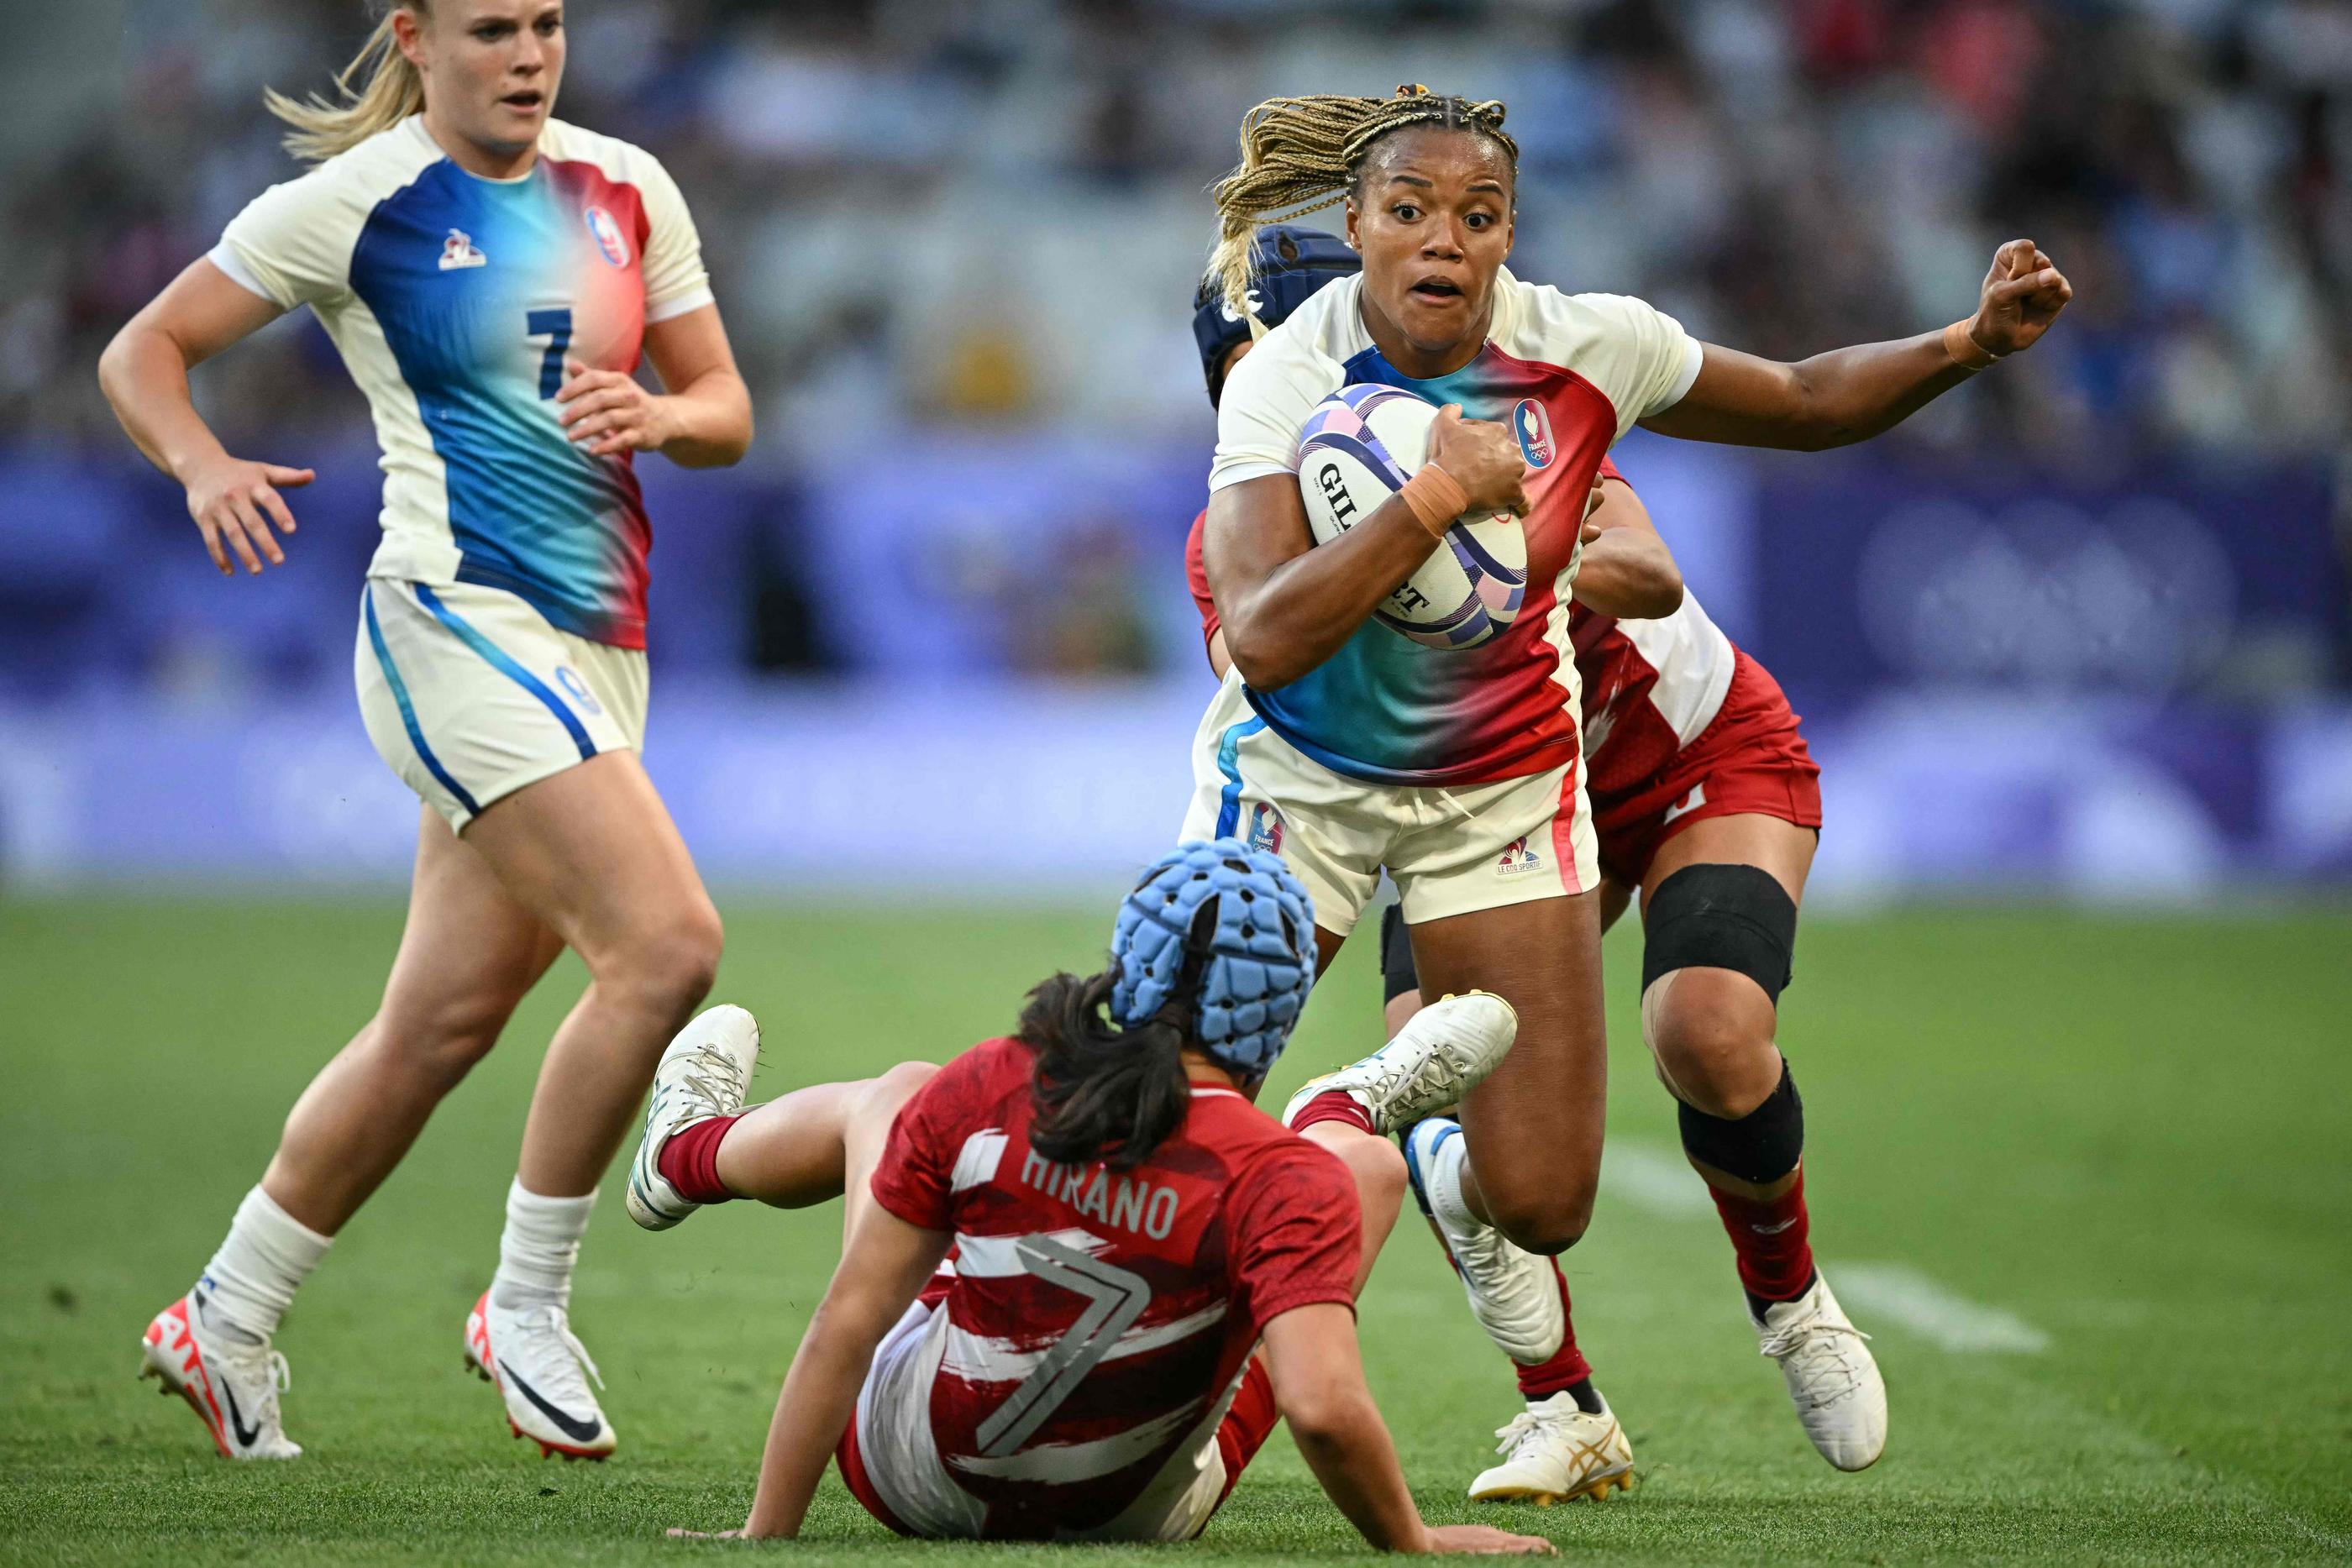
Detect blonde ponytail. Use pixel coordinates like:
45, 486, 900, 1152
265, 4, 428, 164
1206, 86, 1517, 315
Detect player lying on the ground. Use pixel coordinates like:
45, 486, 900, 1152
633, 840, 1551, 1551
1184, 223, 1884, 1503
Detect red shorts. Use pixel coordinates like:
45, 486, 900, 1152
1591, 650, 1822, 889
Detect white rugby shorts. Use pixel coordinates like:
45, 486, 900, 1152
852, 1298, 1237, 1542
353, 578, 648, 832
1177, 673, 1600, 937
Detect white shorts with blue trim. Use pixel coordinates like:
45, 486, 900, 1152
354, 578, 648, 832
1177, 672, 1599, 938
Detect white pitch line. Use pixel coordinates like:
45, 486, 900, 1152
1599, 1141, 1715, 1219
1835, 1261, 2050, 1353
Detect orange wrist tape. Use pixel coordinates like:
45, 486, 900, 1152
1944, 319, 2000, 370
1398, 464, 1469, 538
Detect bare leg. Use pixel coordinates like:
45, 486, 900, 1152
461, 753, 726, 1198
711, 1063, 942, 1236
262, 807, 563, 1234
1294, 1124, 1407, 1295
1410, 891, 1608, 1255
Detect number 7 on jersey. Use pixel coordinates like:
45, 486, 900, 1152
528, 307, 573, 399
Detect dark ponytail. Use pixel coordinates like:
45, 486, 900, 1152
1023, 970, 1194, 1172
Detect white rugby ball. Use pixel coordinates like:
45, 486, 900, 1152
1294, 385, 1526, 650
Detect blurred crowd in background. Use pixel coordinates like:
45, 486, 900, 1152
2, 0, 2349, 890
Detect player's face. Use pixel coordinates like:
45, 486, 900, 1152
411, 0, 566, 156
1345, 128, 1515, 372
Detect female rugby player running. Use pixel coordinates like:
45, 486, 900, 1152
1187, 234, 1873, 1498
633, 841, 1548, 1551
99, 0, 749, 1461
1190, 86, 2066, 1489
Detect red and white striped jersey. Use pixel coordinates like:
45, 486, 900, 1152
865, 1036, 1359, 1539
1182, 454, 1734, 810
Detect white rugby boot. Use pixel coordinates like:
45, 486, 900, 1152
1755, 1273, 1887, 1471
139, 1289, 300, 1460
627, 1003, 760, 1232
465, 1290, 616, 1460
1402, 1117, 1565, 1366
1281, 991, 1518, 1135
1467, 1391, 1635, 1506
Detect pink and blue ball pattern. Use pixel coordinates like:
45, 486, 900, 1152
1294, 385, 1526, 650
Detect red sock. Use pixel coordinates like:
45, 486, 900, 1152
1705, 1164, 1815, 1304
655, 1114, 743, 1205
1514, 1260, 1593, 1398
1287, 1090, 1374, 1138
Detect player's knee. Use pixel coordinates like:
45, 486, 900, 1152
371, 993, 512, 1087
1646, 970, 1782, 1120
606, 899, 724, 1013
1321, 1127, 1407, 1215
1641, 863, 1797, 1119
1484, 1179, 1593, 1256
869, 1059, 939, 1115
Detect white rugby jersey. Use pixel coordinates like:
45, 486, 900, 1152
209, 115, 712, 649
1208, 269, 1701, 786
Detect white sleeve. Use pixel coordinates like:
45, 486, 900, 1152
1573, 292, 1703, 433
1209, 335, 1330, 491
209, 173, 352, 312
636, 155, 715, 324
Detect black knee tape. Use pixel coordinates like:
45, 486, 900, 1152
1378, 903, 1420, 1004
1641, 863, 1798, 1002
1677, 1062, 1804, 1184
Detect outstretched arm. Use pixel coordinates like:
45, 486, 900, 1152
1265, 1305, 1553, 1555
1641, 239, 2071, 452
97, 259, 315, 576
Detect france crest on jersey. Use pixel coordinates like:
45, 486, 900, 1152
209, 116, 715, 650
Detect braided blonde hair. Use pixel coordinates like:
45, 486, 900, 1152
1207, 85, 1518, 315
265, 3, 429, 164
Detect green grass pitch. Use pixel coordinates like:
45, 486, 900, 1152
3, 894, 2348, 1565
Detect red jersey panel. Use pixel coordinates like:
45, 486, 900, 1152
868, 1037, 1359, 1539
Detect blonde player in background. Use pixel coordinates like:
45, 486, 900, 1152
98, 0, 749, 1461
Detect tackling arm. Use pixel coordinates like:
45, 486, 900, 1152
1570, 478, 1683, 620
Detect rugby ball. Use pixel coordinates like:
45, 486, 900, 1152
1295, 385, 1526, 650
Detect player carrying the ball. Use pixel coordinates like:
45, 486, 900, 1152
99, 0, 749, 1461
1189, 84, 2068, 1489
637, 841, 1551, 1552
1188, 228, 1877, 1502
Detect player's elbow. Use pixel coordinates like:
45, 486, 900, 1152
1624, 552, 1683, 618
95, 323, 145, 412
1278, 1377, 1378, 1454
1222, 620, 1300, 691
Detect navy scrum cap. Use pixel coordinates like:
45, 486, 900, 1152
1193, 223, 1361, 406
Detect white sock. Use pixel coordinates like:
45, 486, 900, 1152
197, 1186, 333, 1343
490, 1179, 596, 1314
1422, 1123, 1481, 1234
